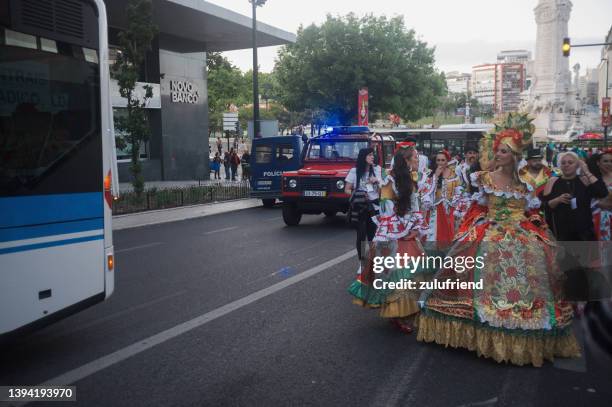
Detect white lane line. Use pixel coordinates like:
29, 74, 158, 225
115, 242, 163, 254
204, 226, 238, 234
37, 249, 357, 389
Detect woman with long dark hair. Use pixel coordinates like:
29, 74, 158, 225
349, 148, 429, 333
345, 147, 382, 259
419, 150, 464, 249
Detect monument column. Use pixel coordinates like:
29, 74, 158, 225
530, 0, 573, 140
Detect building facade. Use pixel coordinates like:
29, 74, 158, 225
471, 63, 525, 115
445, 71, 471, 94
104, 0, 294, 182
580, 68, 599, 106
497, 49, 532, 90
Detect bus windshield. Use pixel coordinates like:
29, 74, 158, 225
306, 139, 368, 161
0, 29, 102, 197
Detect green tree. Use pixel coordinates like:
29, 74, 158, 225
207, 53, 247, 138
111, 0, 157, 195
274, 14, 445, 125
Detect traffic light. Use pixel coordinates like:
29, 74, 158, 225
562, 37, 571, 57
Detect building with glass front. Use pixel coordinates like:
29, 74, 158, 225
104, 0, 295, 182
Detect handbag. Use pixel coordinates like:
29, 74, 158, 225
348, 190, 368, 225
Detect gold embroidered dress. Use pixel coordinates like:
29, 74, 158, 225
417, 171, 581, 367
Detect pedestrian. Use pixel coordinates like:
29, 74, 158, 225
456, 142, 479, 193
223, 150, 231, 180
212, 152, 222, 180
217, 137, 223, 155
241, 149, 251, 182
419, 150, 465, 250
540, 152, 607, 241
540, 151, 609, 302
229, 147, 240, 181
345, 148, 383, 260
349, 148, 430, 334
519, 147, 553, 195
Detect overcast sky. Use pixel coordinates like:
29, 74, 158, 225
206, 0, 611, 75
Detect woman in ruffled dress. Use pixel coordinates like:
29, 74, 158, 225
419, 150, 465, 250
348, 148, 428, 332
417, 114, 581, 367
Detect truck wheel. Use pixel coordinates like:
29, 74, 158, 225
262, 198, 276, 208
324, 210, 337, 217
282, 203, 302, 226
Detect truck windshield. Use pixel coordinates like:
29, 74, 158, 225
306, 139, 368, 160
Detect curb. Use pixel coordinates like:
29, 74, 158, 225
112, 198, 269, 231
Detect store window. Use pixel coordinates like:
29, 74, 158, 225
113, 108, 148, 161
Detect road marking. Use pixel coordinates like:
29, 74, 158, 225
35, 249, 357, 389
115, 242, 163, 254
263, 216, 281, 222
204, 226, 238, 234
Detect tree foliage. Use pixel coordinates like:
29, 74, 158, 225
111, 0, 157, 195
274, 14, 446, 125
207, 54, 245, 135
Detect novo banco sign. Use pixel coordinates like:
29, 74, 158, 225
170, 80, 200, 104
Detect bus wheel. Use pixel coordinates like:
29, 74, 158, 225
324, 210, 337, 217
282, 202, 302, 226
262, 198, 276, 208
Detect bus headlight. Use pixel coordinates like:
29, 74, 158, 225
288, 179, 298, 189
336, 180, 345, 190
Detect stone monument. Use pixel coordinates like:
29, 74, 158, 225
527, 0, 574, 141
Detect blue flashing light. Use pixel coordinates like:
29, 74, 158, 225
325, 126, 370, 136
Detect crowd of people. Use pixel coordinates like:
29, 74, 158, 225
211, 137, 251, 182
346, 113, 612, 367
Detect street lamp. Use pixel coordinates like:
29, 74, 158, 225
250, 0, 267, 139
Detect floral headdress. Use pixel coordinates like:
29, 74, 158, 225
479, 113, 535, 170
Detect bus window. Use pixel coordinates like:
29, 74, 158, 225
0, 31, 102, 197
382, 142, 394, 166
277, 145, 294, 162
431, 141, 445, 154
255, 145, 273, 163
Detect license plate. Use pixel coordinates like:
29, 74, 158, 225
303, 190, 326, 197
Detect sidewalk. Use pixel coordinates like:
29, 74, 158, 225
119, 166, 247, 193
113, 198, 264, 231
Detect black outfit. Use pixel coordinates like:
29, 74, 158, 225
539, 176, 608, 241
352, 166, 379, 260
467, 161, 482, 194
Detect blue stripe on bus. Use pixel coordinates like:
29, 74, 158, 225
0, 218, 104, 243
0, 193, 104, 229
0, 235, 104, 255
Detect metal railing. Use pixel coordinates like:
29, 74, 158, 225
113, 182, 251, 215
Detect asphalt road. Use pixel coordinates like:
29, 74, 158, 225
1, 207, 611, 407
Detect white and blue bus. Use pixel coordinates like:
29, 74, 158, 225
0, 0, 118, 338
